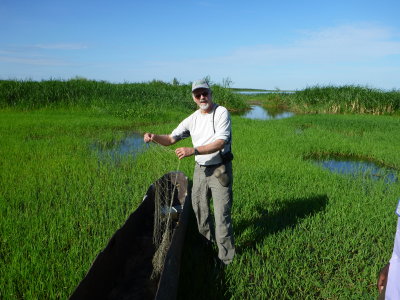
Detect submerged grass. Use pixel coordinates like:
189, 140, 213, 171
1, 81, 400, 299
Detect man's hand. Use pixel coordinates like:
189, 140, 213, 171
143, 133, 154, 143
377, 263, 390, 294
175, 147, 195, 160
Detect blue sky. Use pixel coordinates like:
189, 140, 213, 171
1, 0, 399, 90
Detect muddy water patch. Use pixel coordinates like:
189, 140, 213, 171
310, 155, 398, 184
241, 105, 294, 120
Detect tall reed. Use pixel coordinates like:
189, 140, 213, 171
239, 85, 400, 115
0, 79, 247, 119
287, 85, 400, 114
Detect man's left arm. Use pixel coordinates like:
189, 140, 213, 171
175, 139, 225, 160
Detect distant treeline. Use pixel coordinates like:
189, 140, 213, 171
0, 79, 247, 117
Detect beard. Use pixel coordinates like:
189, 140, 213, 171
199, 103, 210, 111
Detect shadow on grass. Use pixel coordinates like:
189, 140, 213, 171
176, 194, 328, 299
235, 194, 329, 252
177, 208, 231, 300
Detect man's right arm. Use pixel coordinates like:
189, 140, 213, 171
143, 133, 177, 146
144, 114, 191, 146
377, 263, 390, 293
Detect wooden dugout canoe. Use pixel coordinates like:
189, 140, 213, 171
70, 172, 190, 300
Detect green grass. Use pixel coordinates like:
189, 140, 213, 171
1, 81, 400, 299
223, 114, 400, 299
0, 109, 195, 299
178, 113, 399, 299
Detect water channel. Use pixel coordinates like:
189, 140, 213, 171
312, 158, 398, 184
94, 133, 147, 160
94, 135, 398, 185
93, 110, 397, 186
94, 105, 295, 158
241, 105, 294, 120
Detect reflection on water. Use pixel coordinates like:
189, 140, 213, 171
94, 133, 147, 160
313, 159, 398, 184
242, 105, 294, 120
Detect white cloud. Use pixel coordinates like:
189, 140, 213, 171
222, 24, 400, 65
1, 23, 399, 89
0, 55, 70, 66
143, 24, 400, 68
0, 42, 88, 66
33, 43, 88, 50
131, 23, 400, 89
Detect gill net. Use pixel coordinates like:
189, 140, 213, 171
144, 141, 182, 280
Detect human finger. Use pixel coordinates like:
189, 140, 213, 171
175, 148, 184, 159
377, 264, 389, 290
143, 133, 152, 143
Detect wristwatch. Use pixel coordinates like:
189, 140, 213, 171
194, 148, 200, 155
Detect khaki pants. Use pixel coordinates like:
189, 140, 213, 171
192, 161, 235, 264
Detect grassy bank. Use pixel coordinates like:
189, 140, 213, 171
1, 81, 400, 299
241, 85, 400, 115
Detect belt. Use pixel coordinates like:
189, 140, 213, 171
196, 162, 222, 168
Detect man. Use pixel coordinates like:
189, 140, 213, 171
143, 79, 235, 265
377, 198, 400, 299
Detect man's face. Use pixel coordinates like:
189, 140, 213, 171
192, 88, 213, 112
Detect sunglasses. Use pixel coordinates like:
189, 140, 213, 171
194, 91, 209, 99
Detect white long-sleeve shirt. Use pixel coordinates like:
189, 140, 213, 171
386, 200, 400, 299
171, 104, 231, 166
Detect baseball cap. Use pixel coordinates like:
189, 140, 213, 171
192, 79, 210, 92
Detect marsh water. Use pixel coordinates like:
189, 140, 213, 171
94, 105, 295, 158
94, 133, 398, 185
313, 158, 398, 184
241, 105, 294, 120
94, 133, 147, 160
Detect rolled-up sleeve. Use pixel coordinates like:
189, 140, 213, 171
214, 109, 231, 142
171, 116, 191, 142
